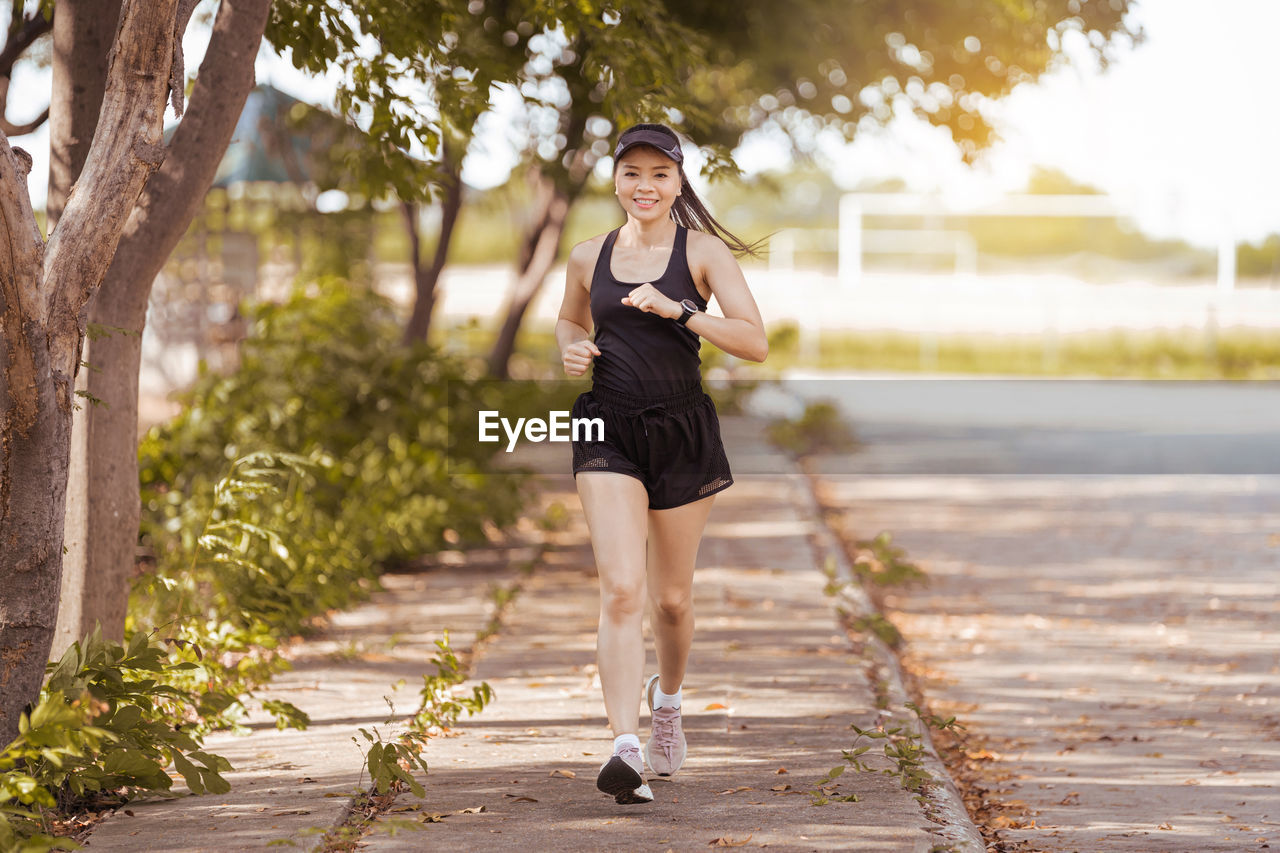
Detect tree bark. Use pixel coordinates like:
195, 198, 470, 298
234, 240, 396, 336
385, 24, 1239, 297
402, 140, 463, 345
46, 0, 123, 652
54, 0, 271, 655
46, 0, 122, 232
1, 0, 182, 747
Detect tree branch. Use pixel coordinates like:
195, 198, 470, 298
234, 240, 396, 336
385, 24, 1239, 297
43, 0, 180, 380
102, 0, 272, 324
0, 12, 53, 78
0, 128, 47, 433
1, 105, 49, 136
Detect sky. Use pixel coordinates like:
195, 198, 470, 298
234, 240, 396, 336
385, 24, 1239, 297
7, 0, 1279, 249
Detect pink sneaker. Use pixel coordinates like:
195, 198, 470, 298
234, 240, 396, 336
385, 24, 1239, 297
644, 674, 687, 776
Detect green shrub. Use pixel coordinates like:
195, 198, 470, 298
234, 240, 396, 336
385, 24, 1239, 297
135, 281, 532, 644
1, 631, 235, 851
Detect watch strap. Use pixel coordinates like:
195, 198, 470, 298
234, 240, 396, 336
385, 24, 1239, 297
675, 298, 698, 326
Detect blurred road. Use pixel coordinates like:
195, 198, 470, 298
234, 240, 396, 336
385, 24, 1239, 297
781, 374, 1280, 851
776, 373, 1280, 475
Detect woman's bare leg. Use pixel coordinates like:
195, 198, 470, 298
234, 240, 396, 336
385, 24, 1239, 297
576, 471, 650, 737
646, 495, 717, 694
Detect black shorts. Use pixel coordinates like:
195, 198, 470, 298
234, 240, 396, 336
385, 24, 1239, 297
571, 384, 734, 510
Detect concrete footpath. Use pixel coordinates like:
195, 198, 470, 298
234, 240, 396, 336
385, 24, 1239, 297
85, 415, 979, 851
83, 544, 534, 850
791, 374, 1280, 853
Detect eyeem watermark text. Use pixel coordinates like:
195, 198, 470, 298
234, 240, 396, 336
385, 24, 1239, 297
478, 410, 604, 452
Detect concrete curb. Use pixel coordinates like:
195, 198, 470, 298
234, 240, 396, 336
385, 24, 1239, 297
793, 468, 987, 853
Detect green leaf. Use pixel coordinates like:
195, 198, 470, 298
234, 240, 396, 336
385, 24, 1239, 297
171, 750, 205, 795
188, 751, 234, 773
108, 704, 144, 733
199, 766, 232, 795
103, 748, 162, 779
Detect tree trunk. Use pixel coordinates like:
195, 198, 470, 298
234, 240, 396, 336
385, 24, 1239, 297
487, 80, 591, 379
45, 0, 122, 232
0, 158, 66, 745
47, 0, 124, 652
53, 0, 271, 655
1, 0, 183, 747
487, 175, 574, 379
402, 141, 463, 345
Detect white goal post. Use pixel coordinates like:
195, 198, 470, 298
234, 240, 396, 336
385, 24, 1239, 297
836, 193, 1239, 293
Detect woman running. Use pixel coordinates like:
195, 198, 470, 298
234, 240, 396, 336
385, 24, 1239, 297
555, 123, 768, 804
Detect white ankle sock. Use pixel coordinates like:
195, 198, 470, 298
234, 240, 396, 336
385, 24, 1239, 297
654, 685, 682, 710
614, 733, 640, 754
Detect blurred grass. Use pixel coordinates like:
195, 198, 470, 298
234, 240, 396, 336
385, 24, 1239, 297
444, 318, 1280, 381
762, 326, 1280, 379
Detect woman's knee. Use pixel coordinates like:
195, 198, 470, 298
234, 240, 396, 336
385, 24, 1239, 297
601, 579, 646, 623
651, 589, 692, 623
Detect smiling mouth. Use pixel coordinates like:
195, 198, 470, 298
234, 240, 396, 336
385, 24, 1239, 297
634, 198, 658, 208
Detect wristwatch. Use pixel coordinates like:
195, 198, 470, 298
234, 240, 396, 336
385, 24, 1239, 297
675, 298, 699, 326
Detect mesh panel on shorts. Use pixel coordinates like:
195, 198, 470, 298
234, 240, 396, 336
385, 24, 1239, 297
698, 476, 732, 496
696, 414, 733, 497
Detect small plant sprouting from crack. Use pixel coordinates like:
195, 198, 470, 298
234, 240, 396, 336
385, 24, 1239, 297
848, 612, 904, 650
852, 531, 928, 588
816, 702, 966, 802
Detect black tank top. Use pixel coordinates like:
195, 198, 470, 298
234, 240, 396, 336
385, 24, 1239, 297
589, 225, 707, 395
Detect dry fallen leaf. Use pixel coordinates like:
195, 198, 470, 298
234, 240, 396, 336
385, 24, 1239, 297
422, 814, 446, 823
775, 767, 788, 774
715, 786, 754, 795
770, 784, 791, 792
456, 806, 485, 815
1158, 822, 1174, 830
709, 835, 753, 847
504, 795, 538, 803
550, 769, 576, 778
705, 702, 729, 711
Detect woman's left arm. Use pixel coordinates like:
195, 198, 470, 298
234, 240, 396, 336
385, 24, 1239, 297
684, 232, 768, 363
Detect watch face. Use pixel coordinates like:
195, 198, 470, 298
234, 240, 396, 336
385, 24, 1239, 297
681, 299, 697, 312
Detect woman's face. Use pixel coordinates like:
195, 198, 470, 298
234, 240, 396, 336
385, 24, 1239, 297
614, 145, 681, 223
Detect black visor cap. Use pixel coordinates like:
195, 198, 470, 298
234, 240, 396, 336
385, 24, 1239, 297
613, 128, 684, 166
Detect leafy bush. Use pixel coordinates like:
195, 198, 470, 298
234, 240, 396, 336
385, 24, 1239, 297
1, 631, 235, 851
135, 281, 531, 641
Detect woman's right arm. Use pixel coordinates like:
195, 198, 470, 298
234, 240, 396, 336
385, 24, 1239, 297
556, 240, 601, 377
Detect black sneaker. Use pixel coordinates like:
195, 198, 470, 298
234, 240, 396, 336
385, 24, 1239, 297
595, 745, 653, 804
